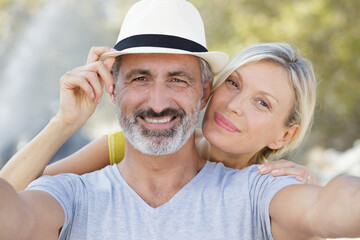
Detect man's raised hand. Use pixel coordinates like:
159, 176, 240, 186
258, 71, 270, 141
56, 46, 116, 130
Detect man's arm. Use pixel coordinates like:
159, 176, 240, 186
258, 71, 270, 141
0, 178, 64, 240
270, 174, 360, 239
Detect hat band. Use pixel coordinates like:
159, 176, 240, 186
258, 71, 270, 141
114, 34, 208, 53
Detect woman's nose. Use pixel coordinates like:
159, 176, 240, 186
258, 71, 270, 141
226, 94, 245, 117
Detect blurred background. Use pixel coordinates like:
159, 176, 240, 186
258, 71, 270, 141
0, 0, 359, 187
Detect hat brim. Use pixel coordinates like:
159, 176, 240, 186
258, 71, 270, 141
100, 47, 229, 75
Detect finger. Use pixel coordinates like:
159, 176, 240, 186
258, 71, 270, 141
98, 52, 116, 97
103, 56, 116, 71
96, 61, 115, 94
86, 46, 115, 64
269, 166, 308, 179
62, 74, 96, 100
297, 172, 320, 185
269, 166, 320, 185
258, 159, 296, 174
81, 61, 115, 95
111, 93, 116, 104
68, 71, 104, 104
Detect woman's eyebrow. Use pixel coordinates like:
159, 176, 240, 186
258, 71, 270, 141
235, 69, 279, 103
233, 70, 243, 82
259, 90, 279, 104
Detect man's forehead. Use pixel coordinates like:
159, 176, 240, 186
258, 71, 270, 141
120, 53, 201, 75
122, 53, 200, 63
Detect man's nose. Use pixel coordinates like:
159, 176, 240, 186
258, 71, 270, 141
146, 82, 172, 113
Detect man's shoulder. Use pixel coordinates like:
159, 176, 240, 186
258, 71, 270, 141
27, 164, 117, 191
206, 161, 259, 176
203, 161, 259, 186
76, 164, 121, 189
80, 164, 117, 179
205, 161, 299, 189
27, 172, 79, 190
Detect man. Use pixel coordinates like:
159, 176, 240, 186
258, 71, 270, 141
0, 0, 359, 239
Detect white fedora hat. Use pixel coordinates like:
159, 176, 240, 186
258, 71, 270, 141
100, 0, 229, 74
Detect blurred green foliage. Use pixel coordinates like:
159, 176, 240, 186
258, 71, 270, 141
0, 0, 359, 152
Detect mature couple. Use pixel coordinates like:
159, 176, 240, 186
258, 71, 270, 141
0, 0, 359, 239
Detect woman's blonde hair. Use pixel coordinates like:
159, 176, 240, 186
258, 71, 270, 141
213, 43, 317, 164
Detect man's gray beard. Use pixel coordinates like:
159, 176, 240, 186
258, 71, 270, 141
116, 101, 201, 156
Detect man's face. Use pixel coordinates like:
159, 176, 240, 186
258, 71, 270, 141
114, 53, 204, 156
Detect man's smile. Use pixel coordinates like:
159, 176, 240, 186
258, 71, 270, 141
132, 108, 185, 130
143, 116, 176, 124
139, 115, 178, 130
138, 114, 181, 130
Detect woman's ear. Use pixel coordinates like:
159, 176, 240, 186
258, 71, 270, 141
268, 124, 300, 150
200, 80, 213, 110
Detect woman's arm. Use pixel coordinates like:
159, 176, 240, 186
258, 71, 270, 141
1, 133, 110, 191
0, 46, 115, 191
270, 174, 360, 238
0, 117, 80, 191
44, 135, 110, 176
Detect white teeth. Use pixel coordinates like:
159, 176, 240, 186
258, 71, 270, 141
144, 117, 172, 124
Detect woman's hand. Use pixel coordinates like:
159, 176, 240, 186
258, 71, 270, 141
55, 47, 116, 130
257, 159, 319, 185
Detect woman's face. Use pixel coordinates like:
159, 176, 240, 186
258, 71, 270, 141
202, 60, 297, 159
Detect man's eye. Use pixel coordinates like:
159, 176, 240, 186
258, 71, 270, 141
133, 77, 147, 82
169, 78, 189, 87
172, 78, 185, 83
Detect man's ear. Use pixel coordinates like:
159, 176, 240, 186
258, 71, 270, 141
200, 80, 213, 110
267, 124, 300, 150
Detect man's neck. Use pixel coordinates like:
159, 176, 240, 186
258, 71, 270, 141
117, 135, 205, 208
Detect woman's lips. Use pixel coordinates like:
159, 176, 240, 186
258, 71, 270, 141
214, 112, 240, 132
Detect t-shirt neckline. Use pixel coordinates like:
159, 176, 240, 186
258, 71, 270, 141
110, 161, 213, 214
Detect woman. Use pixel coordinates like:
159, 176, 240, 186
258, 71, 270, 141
0, 43, 318, 192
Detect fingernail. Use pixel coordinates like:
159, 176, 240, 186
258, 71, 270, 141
97, 98, 101, 104
108, 85, 114, 93
297, 177, 303, 182
90, 93, 95, 99
258, 164, 267, 172
271, 169, 280, 175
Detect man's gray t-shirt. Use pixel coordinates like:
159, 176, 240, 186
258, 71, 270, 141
27, 161, 300, 239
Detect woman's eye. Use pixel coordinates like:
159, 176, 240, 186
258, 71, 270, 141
226, 79, 239, 88
258, 99, 270, 109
